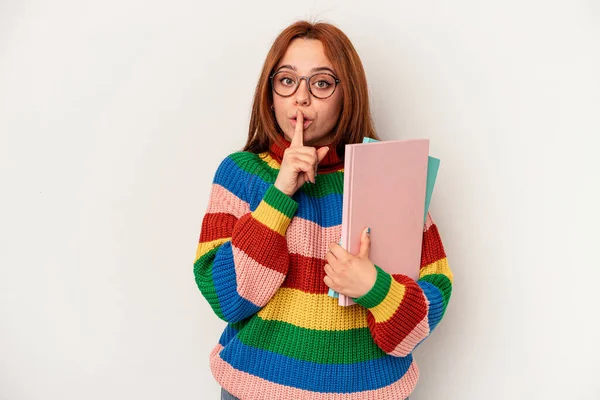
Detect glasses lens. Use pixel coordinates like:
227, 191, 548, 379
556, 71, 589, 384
271, 72, 338, 98
272, 72, 298, 96
309, 74, 336, 99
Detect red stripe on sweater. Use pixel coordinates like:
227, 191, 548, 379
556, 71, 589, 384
231, 214, 288, 275
281, 253, 329, 294
367, 275, 428, 353
420, 224, 446, 268
199, 213, 237, 243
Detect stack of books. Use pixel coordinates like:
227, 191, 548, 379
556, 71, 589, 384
328, 137, 440, 306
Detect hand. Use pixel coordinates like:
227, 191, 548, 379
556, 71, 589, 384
324, 228, 378, 299
274, 110, 330, 197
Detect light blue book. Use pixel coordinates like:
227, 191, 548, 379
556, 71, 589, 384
328, 137, 440, 299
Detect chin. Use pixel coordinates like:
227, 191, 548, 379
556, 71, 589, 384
309, 134, 331, 146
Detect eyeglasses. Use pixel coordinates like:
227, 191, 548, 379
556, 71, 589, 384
270, 71, 341, 99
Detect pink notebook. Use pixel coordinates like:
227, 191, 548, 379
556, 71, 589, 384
338, 139, 429, 306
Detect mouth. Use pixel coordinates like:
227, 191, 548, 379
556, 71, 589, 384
290, 113, 313, 129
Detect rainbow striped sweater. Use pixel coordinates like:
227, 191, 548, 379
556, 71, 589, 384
194, 137, 453, 400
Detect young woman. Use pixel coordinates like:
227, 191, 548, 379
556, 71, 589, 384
193, 20, 453, 400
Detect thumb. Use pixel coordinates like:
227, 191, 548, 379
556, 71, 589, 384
316, 146, 330, 163
359, 227, 371, 259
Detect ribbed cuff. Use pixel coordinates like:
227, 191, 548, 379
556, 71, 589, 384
263, 185, 298, 218
251, 185, 299, 236
354, 265, 392, 309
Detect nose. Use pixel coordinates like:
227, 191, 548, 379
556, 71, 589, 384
294, 78, 311, 107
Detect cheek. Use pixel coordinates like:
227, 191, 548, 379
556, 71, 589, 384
273, 98, 294, 138
272, 98, 286, 123
320, 101, 342, 128
272, 94, 284, 110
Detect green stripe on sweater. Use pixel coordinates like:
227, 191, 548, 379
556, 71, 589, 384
236, 317, 387, 364
355, 266, 392, 309
420, 274, 452, 310
262, 185, 298, 219
194, 247, 225, 321
228, 152, 344, 198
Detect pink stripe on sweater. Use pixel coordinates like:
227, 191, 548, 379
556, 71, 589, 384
210, 344, 418, 400
388, 314, 430, 357
286, 217, 342, 259
232, 245, 286, 307
424, 213, 434, 231
207, 184, 250, 219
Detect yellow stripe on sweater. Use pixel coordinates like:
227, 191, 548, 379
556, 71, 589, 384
252, 201, 291, 236
195, 238, 230, 262
258, 152, 281, 169
258, 288, 368, 331
369, 279, 406, 323
419, 257, 453, 283
257, 152, 345, 173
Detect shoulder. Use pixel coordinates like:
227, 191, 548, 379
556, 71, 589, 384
213, 151, 273, 180
212, 151, 276, 196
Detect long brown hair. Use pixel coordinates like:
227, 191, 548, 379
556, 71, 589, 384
243, 20, 379, 159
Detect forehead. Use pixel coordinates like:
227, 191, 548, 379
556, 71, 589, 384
276, 38, 333, 72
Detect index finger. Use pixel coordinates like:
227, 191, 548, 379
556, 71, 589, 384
291, 110, 304, 148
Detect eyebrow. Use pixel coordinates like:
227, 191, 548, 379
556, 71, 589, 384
276, 64, 337, 75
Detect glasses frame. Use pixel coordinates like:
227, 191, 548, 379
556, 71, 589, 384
270, 71, 341, 100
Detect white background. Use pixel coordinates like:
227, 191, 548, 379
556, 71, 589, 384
1, 0, 599, 399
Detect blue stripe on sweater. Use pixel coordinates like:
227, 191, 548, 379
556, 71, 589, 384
214, 154, 343, 227
219, 336, 413, 392
213, 155, 253, 204
212, 241, 261, 322
219, 324, 240, 347
418, 279, 444, 331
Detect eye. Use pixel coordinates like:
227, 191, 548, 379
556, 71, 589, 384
278, 76, 296, 86
314, 80, 331, 89
310, 74, 336, 91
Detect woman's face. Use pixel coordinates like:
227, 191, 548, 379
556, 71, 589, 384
272, 38, 343, 147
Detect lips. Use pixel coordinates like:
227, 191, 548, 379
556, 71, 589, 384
290, 112, 313, 129
290, 117, 312, 129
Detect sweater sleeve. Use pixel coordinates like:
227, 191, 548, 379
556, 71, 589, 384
193, 155, 298, 323
354, 213, 453, 357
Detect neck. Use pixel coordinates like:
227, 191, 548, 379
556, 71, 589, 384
268, 135, 344, 173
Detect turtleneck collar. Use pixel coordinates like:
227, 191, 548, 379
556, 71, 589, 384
269, 135, 344, 173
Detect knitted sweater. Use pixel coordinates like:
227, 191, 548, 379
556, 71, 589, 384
193, 136, 453, 400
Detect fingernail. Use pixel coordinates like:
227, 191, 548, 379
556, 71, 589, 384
366, 227, 371, 235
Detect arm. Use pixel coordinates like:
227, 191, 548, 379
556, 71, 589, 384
193, 155, 299, 323
354, 213, 453, 357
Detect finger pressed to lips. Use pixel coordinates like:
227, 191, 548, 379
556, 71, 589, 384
290, 110, 312, 133
290, 110, 304, 147
289, 110, 313, 131
291, 118, 312, 130
291, 110, 312, 121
